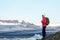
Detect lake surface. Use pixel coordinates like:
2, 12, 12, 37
0, 32, 55, 40
0, 25, 56, 40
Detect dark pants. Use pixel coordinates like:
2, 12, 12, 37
42, 26, 46, 38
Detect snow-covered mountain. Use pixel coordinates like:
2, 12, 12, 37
48, 23, 60, 27
20, 21, 40, 29
0, 21, 40, 33
46, 23, 60, 32
0, 20, 60, 33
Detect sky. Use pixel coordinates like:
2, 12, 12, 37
0, 0, 60, 26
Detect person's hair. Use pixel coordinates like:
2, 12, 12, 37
42, 15, 45, 17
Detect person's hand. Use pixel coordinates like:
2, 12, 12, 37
41, 21, 42, 23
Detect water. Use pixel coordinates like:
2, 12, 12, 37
0, 25, 56, 40
0, 32, 55, 40
0, 38, 36, 40
0, 34, 42, 40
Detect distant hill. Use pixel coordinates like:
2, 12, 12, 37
45, 31, 60, 40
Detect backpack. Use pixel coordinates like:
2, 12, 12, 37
46, 17, 50, 25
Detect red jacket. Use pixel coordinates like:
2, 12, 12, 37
41, 17, 47, 27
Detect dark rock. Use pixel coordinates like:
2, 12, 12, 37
45, 31, 60, 40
